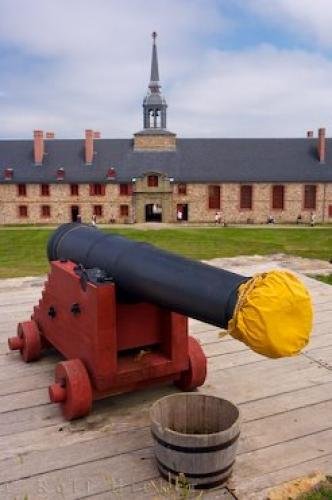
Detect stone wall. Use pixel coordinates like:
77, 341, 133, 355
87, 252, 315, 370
133, 133, 176, 151
0, 181, 331, 225
0, 183, 133, 225
172, 183, 332, 224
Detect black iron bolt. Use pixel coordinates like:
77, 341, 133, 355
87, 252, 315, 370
70, 303, 81, 315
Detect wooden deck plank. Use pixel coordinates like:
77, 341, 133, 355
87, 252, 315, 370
1, 398, 331, 485
233, 430, 332, 497
0, 262, 331, 499
304, 345, 332, 369
0, 380, 330, 445
243, 455, 332, 500
0, 448, 156, 500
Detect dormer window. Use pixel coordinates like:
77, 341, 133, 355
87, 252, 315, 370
148, 175, 158, 187
4, 168, 13, 181
107, 167, 116, 180
57, 168, 65, 181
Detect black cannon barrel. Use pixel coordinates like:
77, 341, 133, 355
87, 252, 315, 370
47, 224, 248, 328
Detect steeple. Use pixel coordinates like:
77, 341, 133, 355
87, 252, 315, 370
143, 32, 167, 130
149, 31, 160, 92
134, 32, 176, 151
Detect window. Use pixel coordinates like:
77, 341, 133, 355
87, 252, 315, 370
89, 183, 105, 196
17, 184, 27, 197
70, 184, 79, 196
178, 183, 187, 195
40, 184, 50, 196
208, 185, 220, 209
41, 205, 51, 217
107, 167, 116, 180
148, 175, 158, 187
328, 205, 332, 218
120, 204, 129, 217
4, 168, 13, 180
57, 168, 65, 181
119, 183, 132, 196
93, 205, 103, 217
272, 185, 284, 210
304, 185, 316, 209
18, 205, 28, 218
240, 185, 253, 210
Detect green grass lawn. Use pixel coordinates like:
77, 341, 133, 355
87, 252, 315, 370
0, 226, 331, 278
311, 274, 332, 285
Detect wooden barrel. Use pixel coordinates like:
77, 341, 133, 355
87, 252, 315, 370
150, 393, 240, 489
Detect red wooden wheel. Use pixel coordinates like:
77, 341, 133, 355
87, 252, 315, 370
175, 336, 207, 391
8, 320, 42, 362
49, 359, 92, 420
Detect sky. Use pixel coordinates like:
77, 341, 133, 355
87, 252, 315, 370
0, 0, 332, 139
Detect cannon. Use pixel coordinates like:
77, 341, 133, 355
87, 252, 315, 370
8, 223, 312, 420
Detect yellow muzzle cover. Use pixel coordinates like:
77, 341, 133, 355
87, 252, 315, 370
227, 270, 313, 358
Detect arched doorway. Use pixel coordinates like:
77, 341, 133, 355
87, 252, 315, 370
145, 203, 162, 222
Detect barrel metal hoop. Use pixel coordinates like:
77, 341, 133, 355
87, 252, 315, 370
155, 456, 235, 479
151, 430, 240, 453
157, 467, 232, 490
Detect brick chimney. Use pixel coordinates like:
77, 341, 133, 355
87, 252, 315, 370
318, 128, 326, 163
307, 130, 313, 138
85, 129, 94, 164
46, 131, 55, 139
33, 130, 44, 164
93, 131, 101, 139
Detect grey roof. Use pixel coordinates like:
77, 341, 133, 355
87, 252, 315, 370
1, 138, 332, 184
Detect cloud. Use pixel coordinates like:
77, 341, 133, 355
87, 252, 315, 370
0, 0, 331, 138
245, 0, 332, 49
170, 45, 332, 137
0, 0, 225, 138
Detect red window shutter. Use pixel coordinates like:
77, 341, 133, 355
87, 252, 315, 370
328, 205, 332, 218
17, 184, 27, 196
41, 184, 50, 196
89, 184, 94, 196
120, 204, 129, 217
272, 185, 284, 210
70, 184, 79, 196
240, 185, 253, 209
148, 175, 158, 187
19, 205, 28, 217
93, 205, 103, 216
304, 185, 316, 209
120, 183, 129, 195
41, 205, 51, 217
101, 184, 106, 196
208, 185, 220, 209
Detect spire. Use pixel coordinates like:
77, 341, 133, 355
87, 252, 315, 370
142, 31, 168, 130
149, 31, 160, 92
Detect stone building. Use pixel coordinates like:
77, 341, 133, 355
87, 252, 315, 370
0, 33, 332, 225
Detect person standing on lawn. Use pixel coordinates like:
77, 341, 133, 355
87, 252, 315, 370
310, 212, 316, 227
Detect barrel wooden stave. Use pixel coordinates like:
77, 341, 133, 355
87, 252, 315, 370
150, 393, 240, 489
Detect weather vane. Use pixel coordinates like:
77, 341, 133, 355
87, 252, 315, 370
152, 31, 157, 41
